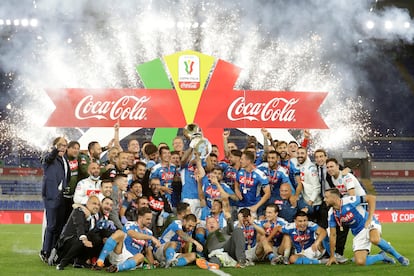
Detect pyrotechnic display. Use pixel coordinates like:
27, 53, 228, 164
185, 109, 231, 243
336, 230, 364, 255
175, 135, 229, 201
1, 1, 414, 274
1, 0, 413, 153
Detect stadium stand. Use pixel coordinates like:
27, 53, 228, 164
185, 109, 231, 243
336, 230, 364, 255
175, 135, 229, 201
365, 140, 414, 161
372, 181, 414, 196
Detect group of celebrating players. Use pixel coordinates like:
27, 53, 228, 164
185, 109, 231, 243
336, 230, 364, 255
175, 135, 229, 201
39, 126, 409, 272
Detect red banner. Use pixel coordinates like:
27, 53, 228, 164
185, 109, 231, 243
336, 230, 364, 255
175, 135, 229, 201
0, 167, 43, 176
371, 170, 414, 177
45, 88, 187, 127
45, 88, 327, 129
0, 210, 44, 224
196, 60, 327, 129
374, 210, 414, 223
45, 57, 328, 129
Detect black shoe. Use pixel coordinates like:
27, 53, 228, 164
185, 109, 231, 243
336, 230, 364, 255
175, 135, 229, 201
39, 251, 48, 263
106, 264, 118, 273
56, 264, 64, 270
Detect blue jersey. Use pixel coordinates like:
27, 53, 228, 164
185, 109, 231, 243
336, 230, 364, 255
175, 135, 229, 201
146, 160, 157, 170
258, 218, 287, 247
236, 168, 269, 207
218, 161, 239, 207
235, 222, 258, 250
219, 162, 237, 188
158, 219, 193, 251
255, 149, 264, 166
257, 163, 294, 197
282, 221, 319, 253
201, 176, 235, 208
180, 163, 198, 199
122, 222, 153, 255
150, 163, 176, 202
328, 195, 374, 236
280, 159, 300, 189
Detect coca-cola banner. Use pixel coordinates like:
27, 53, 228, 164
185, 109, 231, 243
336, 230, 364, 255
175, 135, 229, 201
45, 50, 327, 129
374, 210, 414, 223
45, 88, 186, 127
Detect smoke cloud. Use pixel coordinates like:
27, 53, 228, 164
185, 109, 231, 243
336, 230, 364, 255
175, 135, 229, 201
0, 0, 413, 153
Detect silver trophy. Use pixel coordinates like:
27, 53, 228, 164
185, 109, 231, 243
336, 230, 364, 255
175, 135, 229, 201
183, 123, 212, 159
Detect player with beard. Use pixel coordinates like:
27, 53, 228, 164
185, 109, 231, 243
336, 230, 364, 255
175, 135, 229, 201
276, 141, 301, 194
219, 149, 242, 219
97, 178, 113, 201
154, 214, 203, 268
120, 181, 142, 223
324, 188, 409, 266
222, 130, 238, 163
146, 178, 173, 237
296, 147, 321, 218
258, 150, 294, 201
74, 162, 102, 205
93, 207, 161, 272
63, 141, 80, 223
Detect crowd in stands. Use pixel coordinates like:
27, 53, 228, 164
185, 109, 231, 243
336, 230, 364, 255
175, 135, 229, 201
38, 124, 409, 272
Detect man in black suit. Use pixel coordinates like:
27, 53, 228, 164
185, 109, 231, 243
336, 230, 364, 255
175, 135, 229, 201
40, 137, 70, 262
50, 195, 101, 270
313, 149, 349, 263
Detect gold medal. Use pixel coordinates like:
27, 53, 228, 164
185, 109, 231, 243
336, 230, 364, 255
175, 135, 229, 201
340, 226, 343, 231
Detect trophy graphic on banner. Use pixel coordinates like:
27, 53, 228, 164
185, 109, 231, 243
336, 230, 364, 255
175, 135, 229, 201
183, 123, 212, 159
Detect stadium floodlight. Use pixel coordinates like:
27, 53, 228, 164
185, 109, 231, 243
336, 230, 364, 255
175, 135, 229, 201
13, 19, 20, 26
366, 20, 375, 30
176, 21, 184, 28
21, 19, 29, 27
404, 22, 410, 29
384, 20, 393, 30
6, 19, 11, 25
30, 18, 38, 27
0, 19, 4, 25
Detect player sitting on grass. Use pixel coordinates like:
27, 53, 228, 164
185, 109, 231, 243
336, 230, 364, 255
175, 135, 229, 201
92, 207, 160, 272
281, 210, 328, 265
154, 213, 203, 268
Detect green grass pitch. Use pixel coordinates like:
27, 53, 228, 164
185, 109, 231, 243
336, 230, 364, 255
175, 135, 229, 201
0, 223, 412, 276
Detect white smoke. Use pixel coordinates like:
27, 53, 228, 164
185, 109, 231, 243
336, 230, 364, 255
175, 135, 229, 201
0, 0, 413, 152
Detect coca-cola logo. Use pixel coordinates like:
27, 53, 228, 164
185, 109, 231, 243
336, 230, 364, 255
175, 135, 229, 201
227, 96, 298, 122
75, 95, 150, 120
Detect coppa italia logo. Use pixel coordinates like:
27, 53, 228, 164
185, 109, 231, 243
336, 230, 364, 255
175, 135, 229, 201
178, 55, 200, 90
45, 50, 327, 146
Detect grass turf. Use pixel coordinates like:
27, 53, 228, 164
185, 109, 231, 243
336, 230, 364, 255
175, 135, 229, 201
0, 223, 412, 276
